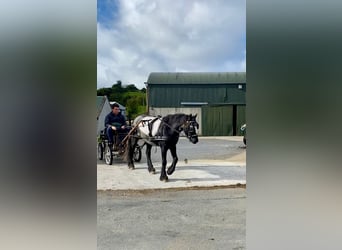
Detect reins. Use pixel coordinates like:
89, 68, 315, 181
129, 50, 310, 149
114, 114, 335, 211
160, 119, 181, 134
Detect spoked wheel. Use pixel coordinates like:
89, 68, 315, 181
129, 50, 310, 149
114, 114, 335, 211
104, 145, 113, 165
97, 143, 104, 160
133, 145, 142, 162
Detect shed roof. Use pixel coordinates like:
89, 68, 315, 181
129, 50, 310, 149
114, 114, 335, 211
97, 96, 106, 118
147, 72, 246, 85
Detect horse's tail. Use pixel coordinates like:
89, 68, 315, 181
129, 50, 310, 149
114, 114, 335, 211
123, 135, 132, 162
123, 134, 138, 169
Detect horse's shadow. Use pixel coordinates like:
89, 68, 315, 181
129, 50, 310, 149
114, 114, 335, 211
167, 177, 221, 183
146, 164, 245, 183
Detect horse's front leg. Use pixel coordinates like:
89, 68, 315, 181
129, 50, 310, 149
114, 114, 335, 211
146, 144, 155, 174
160, 146, 168, 182
167, 145, 178, 175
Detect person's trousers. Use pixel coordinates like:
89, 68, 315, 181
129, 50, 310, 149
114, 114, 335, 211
106, 127, 128, 145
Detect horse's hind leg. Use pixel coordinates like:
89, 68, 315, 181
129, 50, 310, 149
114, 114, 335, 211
146, 144, 155, 174
167, 145, 178, 175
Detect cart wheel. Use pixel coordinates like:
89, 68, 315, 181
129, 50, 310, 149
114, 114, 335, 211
97, 143, 103, 160
104, 145, 113, 165
133, 145, 142, 162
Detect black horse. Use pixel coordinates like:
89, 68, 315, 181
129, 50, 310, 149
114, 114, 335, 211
125, 113, 199, 182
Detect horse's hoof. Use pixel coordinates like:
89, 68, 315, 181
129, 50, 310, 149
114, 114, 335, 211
167, 168, 175, 175
149, 170, 156, 174
160, 176, 168, 182
128, 165, 135, 170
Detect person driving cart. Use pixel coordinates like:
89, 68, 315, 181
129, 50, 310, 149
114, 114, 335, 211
104, 103, 128, 149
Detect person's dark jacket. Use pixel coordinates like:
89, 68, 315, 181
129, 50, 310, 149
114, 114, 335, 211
104, 112, 126, 128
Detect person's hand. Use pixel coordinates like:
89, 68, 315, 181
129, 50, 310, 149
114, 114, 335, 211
121, 125, 125, 129
111, 126, 117, 130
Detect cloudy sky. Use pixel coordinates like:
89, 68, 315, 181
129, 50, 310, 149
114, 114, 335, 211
97, 0, 245, 89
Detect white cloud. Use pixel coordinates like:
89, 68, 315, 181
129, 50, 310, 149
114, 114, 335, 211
0, 0, 94, 35
97, 0, 245, 89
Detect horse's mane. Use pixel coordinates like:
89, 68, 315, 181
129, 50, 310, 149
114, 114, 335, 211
162, 113, 187, 124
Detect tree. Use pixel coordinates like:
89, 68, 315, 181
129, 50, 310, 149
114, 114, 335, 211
97, 87, 111, 97
125, 84, 139, 92
97, 81, 147, 118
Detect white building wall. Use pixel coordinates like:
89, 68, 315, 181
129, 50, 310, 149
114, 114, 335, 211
149, 107, 202, 135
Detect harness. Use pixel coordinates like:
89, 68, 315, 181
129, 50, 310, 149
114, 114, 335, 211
148, 117, 160, 137
136, 115, 198, 142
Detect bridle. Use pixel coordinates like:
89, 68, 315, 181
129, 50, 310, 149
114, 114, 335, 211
182, 120, 199, 140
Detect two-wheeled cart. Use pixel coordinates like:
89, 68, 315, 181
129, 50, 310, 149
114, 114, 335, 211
97, 125, 142, 165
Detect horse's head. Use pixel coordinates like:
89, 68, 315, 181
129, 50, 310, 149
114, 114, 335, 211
183, 114, 199, 144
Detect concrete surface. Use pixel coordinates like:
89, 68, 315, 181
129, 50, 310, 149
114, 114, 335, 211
97, 188, 246, 250
97, 136, 246, 191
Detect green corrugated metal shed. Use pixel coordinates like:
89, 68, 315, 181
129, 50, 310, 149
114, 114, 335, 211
147, 72, 246, 107
148, 72, 246, 84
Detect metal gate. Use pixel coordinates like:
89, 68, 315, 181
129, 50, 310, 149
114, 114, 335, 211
236, 105, 246, 136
